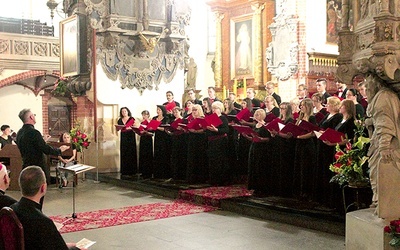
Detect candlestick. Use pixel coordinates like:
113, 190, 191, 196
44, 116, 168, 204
243, 77, 247, 95
233, 79, 237, 96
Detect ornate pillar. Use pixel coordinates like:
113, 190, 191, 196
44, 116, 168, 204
378, 0, 390, 16
251, 2, 265, 86
341, 0, 350, 30
214, 11, 224, 88
352, 0, 360, 27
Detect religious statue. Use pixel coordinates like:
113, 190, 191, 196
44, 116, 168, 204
185, 57, 197, 89
365, 73, 400, 218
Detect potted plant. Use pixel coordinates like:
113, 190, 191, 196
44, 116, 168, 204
52, 77, 69, 96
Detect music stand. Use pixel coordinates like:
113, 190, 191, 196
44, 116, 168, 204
58, 164, 95, 221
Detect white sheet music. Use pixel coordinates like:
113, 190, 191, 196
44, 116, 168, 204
63, 164, 95, 174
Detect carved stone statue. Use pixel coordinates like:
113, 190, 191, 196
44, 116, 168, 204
185, 57, 197, 89
365, 74, 400, 219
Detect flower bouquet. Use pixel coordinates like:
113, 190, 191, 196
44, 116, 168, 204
329, 135, 370, 186
384, 219, 400, 248
70, 124, 90, 152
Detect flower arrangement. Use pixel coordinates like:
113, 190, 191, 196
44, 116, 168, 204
384, 219, 400, 248
70, 124, 90, 152
52, 77, 69, 96
329, 120, 370, 186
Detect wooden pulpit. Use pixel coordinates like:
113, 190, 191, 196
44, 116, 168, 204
0, 145, 22, 191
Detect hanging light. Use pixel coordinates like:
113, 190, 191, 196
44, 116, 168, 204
46, 0, 59, 26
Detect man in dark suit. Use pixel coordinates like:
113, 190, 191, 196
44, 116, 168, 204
335, 81, 348, 99
0, 163, 17, 208
207, 86, 221, 103
246, 88, 262, 108
16, 109, 69, 184
316, 78, 331, 104
186, 88, 202, 105
265, 81, 281, 105
11, 166, 82, 250
229, 92, 242, 110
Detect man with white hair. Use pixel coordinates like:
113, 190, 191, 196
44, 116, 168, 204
0, 163, 17, 208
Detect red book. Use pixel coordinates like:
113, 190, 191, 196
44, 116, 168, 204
279, 123, 307, 137
314, 128, 345, 143
298, 120, 320, 132
131, 125, 144, 135
114, 125, 125, 131
264, 112, 277, 123
204, 113, 222, 127
146, 120, 162, 131
165, 102, 176, 112
265, 118, 283, 132
187, 118, 207, 130
231, 124, 258, 136
171, 118, 184, 130
236, 108, 251, 122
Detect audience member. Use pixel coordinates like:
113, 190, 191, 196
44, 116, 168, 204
11, 166, 86, 250
0, 163, 17, 208
0, 125, 16, 149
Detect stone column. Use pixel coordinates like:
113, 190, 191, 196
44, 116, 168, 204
214, 11, 224, 89
352, 0, 360, 27
251, 2, 265, 86
341, 0, 350, 30
378, 0, 390, 16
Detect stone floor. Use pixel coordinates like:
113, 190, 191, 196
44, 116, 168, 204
6, 174, 347, 249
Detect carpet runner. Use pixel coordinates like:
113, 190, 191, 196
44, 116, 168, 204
178, 185, 253, 207
50, 200, 216, 234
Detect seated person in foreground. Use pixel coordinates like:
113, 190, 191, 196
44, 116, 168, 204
0, 163, 17, 208
10, 166, 87, 250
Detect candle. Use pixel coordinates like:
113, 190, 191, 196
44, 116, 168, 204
233, 79, 237, 96
243, 77, 247, 95
223, 86, 226, 100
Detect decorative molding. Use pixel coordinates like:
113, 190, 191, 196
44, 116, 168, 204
84, 0, 191, 94
252, 2, 265, 85
266, 0, 298, 81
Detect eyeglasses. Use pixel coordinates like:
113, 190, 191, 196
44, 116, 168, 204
192, 109, 198, 111
279, 107, 287, 109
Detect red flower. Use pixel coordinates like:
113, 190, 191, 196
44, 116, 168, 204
334, 151, 344, 160
82, 141, 90, 147
334, 162, 342, 169
73, 138, 78, 143
76, 130, 81, 136
346, 142, 352, 151
81, 133, 87, 139
384, 226, 392, 233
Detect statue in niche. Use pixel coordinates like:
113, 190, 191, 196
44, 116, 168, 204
185, 57, 197, 89
365, 73, 400, 217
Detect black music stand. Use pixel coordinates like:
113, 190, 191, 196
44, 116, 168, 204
58, 164, 95, 221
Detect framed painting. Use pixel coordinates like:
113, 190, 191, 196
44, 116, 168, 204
326, 0, 342, 44
230, 15, 253, 78
60, 14, 88, 77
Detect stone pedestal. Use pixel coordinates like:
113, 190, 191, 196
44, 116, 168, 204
346, 208, 392, 250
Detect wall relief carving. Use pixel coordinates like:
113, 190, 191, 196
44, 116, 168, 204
84, 0, 191, 94
266, 5, 299, 81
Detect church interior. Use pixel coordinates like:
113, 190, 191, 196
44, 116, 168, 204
1, 0, 400, 249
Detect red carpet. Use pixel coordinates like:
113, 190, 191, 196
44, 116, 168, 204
178, 185, 253, 207
50, 200, 217, 234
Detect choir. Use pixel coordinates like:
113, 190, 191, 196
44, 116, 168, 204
117, 87, 368, 212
